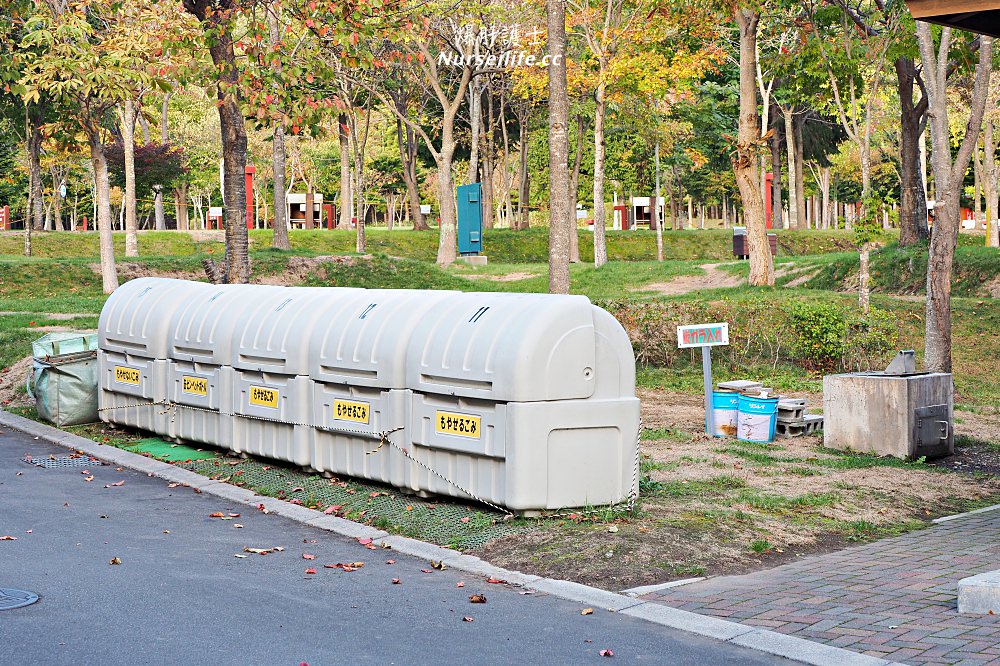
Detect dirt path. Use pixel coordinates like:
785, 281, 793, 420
642, 263, 744, 295
641, 262, 815, 296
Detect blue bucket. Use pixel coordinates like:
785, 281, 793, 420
710, 391, 740, 437
737, 394, 779, 443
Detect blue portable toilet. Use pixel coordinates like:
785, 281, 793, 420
457, 183, 483, 256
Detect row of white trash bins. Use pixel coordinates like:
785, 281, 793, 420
98, 278, 641, 513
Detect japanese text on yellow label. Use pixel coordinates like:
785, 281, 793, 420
249, 385, 279, 408
182, 376, 208, 396
333, 400, 370, 424
435, 411, 481, 439
114, 366, 140, 385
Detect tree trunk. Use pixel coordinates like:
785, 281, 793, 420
570, 112, 586, 263
733, 9, 772, 286
770, 109, 784, 229
466, 83, 481, 185
782, 106, 798, 229
547, 0, 571, 293
268, 11, 291, 250
986, 115, 999, 248
481, 91, 495, 230
121, 100, 139, 257
87, 129, 119, 293
518, 106, 530, 230
858, 242, 871, 312
336, 113, 352, 229
175, 184, 189, 230
435, 134, 459, 264
917, 25, 992, 372
896, 57, 929, 247
654, 143, 663, 262
28, 114, 44, 232
395, 113, 426, 231
794, 112, 806, 229
592, 79, 608, 267
50, 166, 62, 231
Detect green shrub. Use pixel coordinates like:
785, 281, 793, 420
785, 302, 848, 372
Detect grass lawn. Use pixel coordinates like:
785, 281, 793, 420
1, 226, 998, 591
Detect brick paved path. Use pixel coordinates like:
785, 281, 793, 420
644, 509, 1000, 665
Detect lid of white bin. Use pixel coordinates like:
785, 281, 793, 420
405, 291, 598, 402
168, 283, 284, 365
308, 288, 457, 388
230, 286, 362, 374
100, 278, 212, 358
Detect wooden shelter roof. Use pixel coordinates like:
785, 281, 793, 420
907, 0, 1000, 37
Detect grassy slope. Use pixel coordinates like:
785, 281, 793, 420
1, 228, 997, 408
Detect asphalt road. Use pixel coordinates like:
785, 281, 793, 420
0, 426, 791, 665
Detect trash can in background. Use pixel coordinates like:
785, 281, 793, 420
28, 332, 99, 427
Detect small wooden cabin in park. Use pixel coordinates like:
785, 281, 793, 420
905, 0, 1000, 37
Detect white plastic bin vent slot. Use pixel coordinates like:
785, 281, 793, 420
309, 289, 455, 388
406, 293, 597, 402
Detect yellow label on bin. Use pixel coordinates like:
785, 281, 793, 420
333, 399, 370, 424
182, 376, 208, 396
435, 411, 481, 439
249, 385, 279, 408
114, 366, 140, 385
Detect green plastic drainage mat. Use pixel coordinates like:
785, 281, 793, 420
127, 438, 221, 462
177, 455, 535, 551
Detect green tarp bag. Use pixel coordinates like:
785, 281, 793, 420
27, 332, 99, 427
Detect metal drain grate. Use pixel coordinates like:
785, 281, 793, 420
0, 589, 39, 611
23, 455, 101, 469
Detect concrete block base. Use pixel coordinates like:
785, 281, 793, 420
456, 255, 488, 266
958, 570, 1000, 614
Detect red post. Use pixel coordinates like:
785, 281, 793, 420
765, 172, 774, 229
244, 165, 256, 229
0, 205, 9, 230
81, 216, 88, 231
324, 204, 334, 230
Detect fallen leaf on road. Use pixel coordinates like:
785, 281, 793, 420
257, 503, 269, 513
110, 557, 122, 565
104, 480, 125, 488
244, 546, 283, 555
84, 476, 94, 482
391, 578, 401, 584
305, 568, 317, 574
228, 513, 240, 518
209, 512, 225, 518
486, 578, 506, 584
386, 559, 396, 565
581, 608, 593, 616
462, 617, 474, 622
81, 470, 90, 475
599, 649, 614, 657
163, 530, 170, 534
431, 560, 446, 570
234, 524, 244, 529
518, 589, 536, 595
167, 483, 180, 488
357, 537, 373, 546
25, 530, 32, 534
469, 594, 487, 604
421, 569, 432, 573
234, 554, 247, 558
323, 505, 344, 515
302, 553, 316, 560
456, 582, 465, 588
1, 536, 17, 541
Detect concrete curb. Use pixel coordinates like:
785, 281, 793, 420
932, 502, 1000, 524
1, 410, 899, 666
